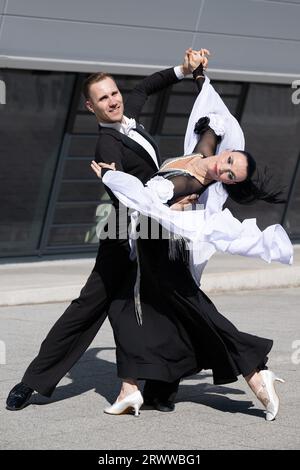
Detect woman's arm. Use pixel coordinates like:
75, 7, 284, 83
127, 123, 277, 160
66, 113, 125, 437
193, 64, 206, 95
188, 49, 207, 94
91, 161, 202, 211
192, 70, 220, 157
193, 128, 219, 157
186, 50, 220, 157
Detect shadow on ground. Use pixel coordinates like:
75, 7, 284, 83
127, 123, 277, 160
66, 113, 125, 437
28, 347, 263, 418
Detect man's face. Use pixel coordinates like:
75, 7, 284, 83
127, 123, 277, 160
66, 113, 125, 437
85, 77, 124, 123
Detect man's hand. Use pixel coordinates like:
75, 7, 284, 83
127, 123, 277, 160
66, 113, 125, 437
187, 48, 210, 73
181, 47, 210, 76
90, 160, 116, 178
170, 193, 199, 211
181, 48, 194, 76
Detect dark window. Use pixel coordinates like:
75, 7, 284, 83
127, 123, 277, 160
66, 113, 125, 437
1, 70, 298, 258
0, 70, 75, 256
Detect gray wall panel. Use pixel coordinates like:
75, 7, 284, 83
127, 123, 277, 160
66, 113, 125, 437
0, 16, 193, 64
1, 0, 299, 82
0, 0, 4, 41
0, 0, 5, 14
5, 0, 201, 30
200, 0, 300, 41
194, 31, 300, 75
265, 0, 300, 4
0, 0, 5, 38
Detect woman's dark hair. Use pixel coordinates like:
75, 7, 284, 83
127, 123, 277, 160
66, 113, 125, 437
222, 150, 286, 205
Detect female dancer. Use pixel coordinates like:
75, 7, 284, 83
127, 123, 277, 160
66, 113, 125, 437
91, 51, 291, 421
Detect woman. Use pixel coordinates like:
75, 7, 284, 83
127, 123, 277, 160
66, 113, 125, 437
91, 52, 291, 421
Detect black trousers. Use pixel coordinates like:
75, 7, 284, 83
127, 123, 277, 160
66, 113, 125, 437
22, 238, 179, 398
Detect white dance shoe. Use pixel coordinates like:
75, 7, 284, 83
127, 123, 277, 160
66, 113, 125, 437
256, 370, 285, 421
104, 391, 144, 417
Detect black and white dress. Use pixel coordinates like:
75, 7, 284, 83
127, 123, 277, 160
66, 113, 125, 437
105, 165, 277, 385
102, 76, 293, 386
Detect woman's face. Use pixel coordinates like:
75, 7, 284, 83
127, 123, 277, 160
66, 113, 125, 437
208, 150, 248, 184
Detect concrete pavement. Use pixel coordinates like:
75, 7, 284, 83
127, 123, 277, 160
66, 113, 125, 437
0, 245, 299, 450
0, 288, 299, 450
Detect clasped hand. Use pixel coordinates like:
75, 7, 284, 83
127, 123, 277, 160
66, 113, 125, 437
181, 47, 210, 75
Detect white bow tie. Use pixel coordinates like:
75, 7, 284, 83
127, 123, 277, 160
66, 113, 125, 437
121, 118, 136, 135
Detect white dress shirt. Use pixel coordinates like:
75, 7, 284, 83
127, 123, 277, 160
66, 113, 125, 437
101, 116, 159, 169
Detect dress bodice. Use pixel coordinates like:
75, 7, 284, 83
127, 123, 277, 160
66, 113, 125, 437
156, 155, 214, 205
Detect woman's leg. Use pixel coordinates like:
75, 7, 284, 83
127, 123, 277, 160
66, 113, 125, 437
244, 369, 285, 421
245, 369, 269, 405
117, 379, 139, 401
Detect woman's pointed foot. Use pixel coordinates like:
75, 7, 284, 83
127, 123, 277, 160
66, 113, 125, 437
104, 391, 144, 417
256, 370, 285, 421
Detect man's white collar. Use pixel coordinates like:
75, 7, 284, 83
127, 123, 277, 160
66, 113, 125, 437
100, 116, 136, 135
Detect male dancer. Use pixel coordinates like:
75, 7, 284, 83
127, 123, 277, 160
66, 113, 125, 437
6, 49, 206, 412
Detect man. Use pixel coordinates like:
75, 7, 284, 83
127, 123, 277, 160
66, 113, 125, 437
6, 49, 205, 412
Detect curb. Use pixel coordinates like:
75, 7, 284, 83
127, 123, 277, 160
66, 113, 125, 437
201, 266, 300, 293
1, 267, 300, 306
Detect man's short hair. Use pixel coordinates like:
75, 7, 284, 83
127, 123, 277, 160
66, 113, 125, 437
82, 72, 116, 100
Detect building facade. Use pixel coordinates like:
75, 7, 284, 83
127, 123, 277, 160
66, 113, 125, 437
0, 0, 299, 259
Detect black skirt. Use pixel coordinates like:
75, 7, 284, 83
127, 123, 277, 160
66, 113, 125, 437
108, 234, 272, 385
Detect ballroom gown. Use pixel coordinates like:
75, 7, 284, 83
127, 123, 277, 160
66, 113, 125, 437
104, 74, 292, 386
106, 162, 275, 385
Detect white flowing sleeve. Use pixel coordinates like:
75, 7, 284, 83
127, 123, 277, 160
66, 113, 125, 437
184, 76, 245, 156
102, 170, 294, 274
183, 75, 246, 214
206, 113, 226, 137
145, 176, 174, 203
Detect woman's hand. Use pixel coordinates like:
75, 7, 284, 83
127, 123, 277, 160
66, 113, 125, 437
181, 47, 210, 75
90, 160, 116, 178
187, 48, 210, 72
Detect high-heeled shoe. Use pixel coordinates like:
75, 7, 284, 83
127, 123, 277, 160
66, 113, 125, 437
104, 391, 144, 417
256, 370, 285, 421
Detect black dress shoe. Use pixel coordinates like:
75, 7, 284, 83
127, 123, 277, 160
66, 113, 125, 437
6, 382, 33, 411
153, 398, 175, 412
143, 396, 175, 412
143, 379, 179, 413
